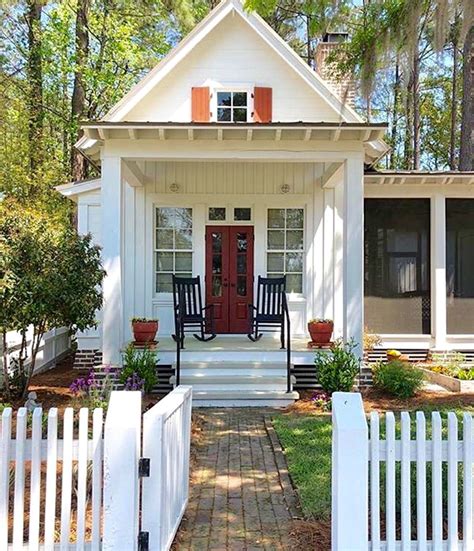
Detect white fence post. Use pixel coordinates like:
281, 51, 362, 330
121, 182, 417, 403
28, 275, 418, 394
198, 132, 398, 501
103, 391, 142, 551
332, 392, 368, 551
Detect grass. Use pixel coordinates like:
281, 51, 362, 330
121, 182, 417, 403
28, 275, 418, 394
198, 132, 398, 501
273, 403, 474, 522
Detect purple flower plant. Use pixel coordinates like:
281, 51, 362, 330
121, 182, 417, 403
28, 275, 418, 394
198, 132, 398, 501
69, 369, 98, 395
311, 391, 332, 411
123, 373, 145, 391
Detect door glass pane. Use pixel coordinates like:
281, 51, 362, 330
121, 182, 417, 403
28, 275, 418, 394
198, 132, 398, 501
267, 253, 284, 272
237, 254, 247, 274
236, 233, 247, 252
212, 254, 222, 274
212, 276, 222, 297
212, 232, 222, 253
237, 275, 247, 296
268, 209, 285, 228
175, 252, 192, 272
268, 230, 284, 249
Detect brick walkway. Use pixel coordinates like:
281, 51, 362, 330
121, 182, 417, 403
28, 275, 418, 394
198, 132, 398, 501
174, 409, 299, 550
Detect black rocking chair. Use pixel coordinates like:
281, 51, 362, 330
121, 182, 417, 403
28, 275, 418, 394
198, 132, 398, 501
172, 275, 216, 348
247, 275, 289, 349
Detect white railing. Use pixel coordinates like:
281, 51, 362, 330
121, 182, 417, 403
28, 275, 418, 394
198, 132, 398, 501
332, 392, 474, 551
0, 387, 193, 551
1, 327, 70, 378
0, 406, 104, 550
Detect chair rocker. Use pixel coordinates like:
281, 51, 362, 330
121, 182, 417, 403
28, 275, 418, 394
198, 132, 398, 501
172, 275, 216, 348
248, 275, 288, 349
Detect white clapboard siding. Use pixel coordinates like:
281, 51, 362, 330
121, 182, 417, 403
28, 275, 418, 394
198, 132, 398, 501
0, 406, 104, 550
332, 392, 474, 551
142, 385, 193, 551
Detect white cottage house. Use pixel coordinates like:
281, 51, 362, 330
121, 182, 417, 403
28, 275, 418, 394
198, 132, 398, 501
57, 0, 474, 405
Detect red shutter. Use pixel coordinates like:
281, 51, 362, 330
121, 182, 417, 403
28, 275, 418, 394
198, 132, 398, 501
191, 87, 210, 122
253, 87, 272, 123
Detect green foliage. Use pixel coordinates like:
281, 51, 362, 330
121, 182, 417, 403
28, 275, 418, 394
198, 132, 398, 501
120, 344, 158, 393
430, 353, 474, 380
373, 360, 425, 398
314, 339, 360, 394
0, 199, 105, 398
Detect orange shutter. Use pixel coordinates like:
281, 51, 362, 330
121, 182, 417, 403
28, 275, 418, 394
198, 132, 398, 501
253, 87, 272, 123
191, 87, 210, 122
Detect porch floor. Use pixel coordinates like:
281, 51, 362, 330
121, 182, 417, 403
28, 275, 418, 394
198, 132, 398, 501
157, 334, 312, 353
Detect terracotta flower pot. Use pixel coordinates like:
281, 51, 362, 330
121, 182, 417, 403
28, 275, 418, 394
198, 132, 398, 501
308, 321, 334, 344
132, 320, 158, 343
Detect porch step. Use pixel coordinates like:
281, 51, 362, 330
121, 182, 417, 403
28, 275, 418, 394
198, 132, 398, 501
192, 389, 299, 408
170, 374, 295, 389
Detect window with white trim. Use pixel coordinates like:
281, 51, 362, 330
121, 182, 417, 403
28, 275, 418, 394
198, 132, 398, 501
216, 91, 248, 122
266, 208, 304, 293
155, 207, 192, 293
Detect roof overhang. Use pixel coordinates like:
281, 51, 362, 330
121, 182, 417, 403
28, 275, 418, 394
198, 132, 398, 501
56, 177, 102, 199
78, 121, 389, 165
365, 171, 474, 186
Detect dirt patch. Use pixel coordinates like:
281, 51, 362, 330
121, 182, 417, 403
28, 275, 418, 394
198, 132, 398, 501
290, 519, 331, 551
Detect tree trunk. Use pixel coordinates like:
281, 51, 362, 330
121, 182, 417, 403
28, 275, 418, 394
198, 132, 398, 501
459, 25, 473, 171
1, 331, 11, 401
306, 16, 311, 66
412, 45, 421, 170
390, 60, 401, 169
25, 0, 44, 173
449, 36, 459, 170
403, 76, 414, 170
71, 0, 90, 182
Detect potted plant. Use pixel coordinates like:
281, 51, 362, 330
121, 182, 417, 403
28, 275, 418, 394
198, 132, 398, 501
131, 317, 159, 343
308, 318, 334, 345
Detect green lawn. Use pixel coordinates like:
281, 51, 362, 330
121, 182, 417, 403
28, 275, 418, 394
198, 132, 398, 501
273, 403, 474, 521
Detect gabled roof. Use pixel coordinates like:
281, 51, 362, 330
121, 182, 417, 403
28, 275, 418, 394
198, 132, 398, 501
103, 0, 363, 124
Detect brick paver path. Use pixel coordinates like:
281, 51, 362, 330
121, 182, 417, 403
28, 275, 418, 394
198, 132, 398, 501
174, 409, 297, 550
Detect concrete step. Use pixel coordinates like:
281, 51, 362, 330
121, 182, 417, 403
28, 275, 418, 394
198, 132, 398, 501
192, 389, 299, 408
177, 361, 288, 369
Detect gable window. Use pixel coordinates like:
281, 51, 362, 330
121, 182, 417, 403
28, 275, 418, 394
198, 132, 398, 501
217, 91, 248, 122
266, 208, 304, 294
155, 207, 193, 293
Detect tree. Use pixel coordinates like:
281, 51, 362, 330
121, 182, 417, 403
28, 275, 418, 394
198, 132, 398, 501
0, 198, 105, 399
459, 25, 473, 170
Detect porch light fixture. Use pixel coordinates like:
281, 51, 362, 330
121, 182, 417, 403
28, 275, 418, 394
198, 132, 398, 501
280, 183, 290, 194
169, 182, 180, 193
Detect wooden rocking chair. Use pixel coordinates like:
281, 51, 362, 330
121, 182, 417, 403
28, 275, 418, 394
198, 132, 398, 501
247, 275, 289, 349
172, 275, 216, 348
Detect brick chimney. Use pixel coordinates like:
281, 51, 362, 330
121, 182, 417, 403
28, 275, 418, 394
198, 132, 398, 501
315, 32, 355, 107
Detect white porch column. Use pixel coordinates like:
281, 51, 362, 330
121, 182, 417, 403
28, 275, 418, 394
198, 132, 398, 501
431, 193, 447, 349
101, 156, 123, 365
343, 157, 364, 353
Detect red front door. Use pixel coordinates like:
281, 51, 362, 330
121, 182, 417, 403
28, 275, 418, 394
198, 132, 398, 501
205, 226, 254, 333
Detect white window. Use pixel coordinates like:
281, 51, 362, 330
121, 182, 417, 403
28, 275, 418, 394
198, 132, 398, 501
266, 208, 304, 294
216, 91, 249, 122
155, 207, 192, 293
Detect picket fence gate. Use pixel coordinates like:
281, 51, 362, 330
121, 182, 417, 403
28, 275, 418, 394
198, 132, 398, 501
0, 386, 192, 551
332, 392, 474, 551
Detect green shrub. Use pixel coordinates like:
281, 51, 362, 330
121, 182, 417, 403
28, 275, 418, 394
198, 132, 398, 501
120, 344, 158, 393
372, 360, 424, 398
314, 339, 360, 394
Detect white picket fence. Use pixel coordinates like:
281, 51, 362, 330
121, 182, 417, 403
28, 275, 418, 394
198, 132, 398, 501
0, 327, 70, 378
332, 393, 474, 551
0, 386, 193, 551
